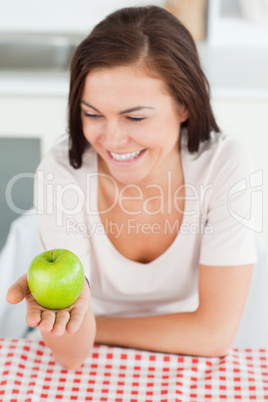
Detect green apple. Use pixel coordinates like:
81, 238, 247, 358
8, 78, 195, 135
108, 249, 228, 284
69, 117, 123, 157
27, 249, 84, 310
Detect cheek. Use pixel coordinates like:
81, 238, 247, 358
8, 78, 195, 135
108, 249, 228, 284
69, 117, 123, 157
81, 120, 101, 144
141, 116, 179, 146
132, 119, 164, 143
162, 113, 181, 142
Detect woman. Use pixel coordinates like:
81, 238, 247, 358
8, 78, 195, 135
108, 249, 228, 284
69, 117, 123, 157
6, 6, 257, 370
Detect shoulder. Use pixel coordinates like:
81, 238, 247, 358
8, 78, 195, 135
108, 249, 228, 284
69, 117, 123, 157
208, 132, 255, 184
184, 130, 252, 164
181, 131, 255, 184
36, 138, 97, 181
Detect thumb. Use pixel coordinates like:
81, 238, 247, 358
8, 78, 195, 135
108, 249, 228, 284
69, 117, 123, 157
6, 273, 29, 304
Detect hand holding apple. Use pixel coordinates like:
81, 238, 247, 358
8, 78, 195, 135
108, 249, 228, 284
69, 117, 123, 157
27, 249, 84, 310
7, 274, 91, 337
6, 249, 91, 337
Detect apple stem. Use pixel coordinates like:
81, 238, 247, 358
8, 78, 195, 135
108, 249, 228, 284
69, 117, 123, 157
51, 251, 54, 262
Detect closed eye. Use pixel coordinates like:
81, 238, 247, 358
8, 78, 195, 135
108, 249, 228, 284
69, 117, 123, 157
84, 113, 102, 119
127, 117, 145, 122
83, 112, 144, 122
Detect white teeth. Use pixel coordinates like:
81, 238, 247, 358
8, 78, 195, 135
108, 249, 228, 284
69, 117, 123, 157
110, 149, 144, 161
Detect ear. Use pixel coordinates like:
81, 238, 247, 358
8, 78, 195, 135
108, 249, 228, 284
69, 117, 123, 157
179, 105, 189, 123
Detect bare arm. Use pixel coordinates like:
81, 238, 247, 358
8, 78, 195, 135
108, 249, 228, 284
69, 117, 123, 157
6, 274, 96, 370
95, 264, 253, 357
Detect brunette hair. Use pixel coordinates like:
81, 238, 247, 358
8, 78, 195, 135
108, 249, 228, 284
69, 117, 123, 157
68, 5, 220, 168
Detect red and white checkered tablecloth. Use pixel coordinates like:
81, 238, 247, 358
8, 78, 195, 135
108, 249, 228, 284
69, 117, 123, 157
0, 338, 267, 402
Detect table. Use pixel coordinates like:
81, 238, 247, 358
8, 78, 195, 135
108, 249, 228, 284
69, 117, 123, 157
0, 338, 268, 401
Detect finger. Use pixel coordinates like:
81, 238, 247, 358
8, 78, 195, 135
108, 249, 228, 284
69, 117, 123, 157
66, 306, 85, 335
51, 310, 70, 337
25, 295, 43, 327
6, 273, 29, 304
39, 310, 56, 334
26, 307, 42, 328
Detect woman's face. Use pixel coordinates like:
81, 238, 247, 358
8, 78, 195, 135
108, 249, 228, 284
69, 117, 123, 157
80, 65, 188, 185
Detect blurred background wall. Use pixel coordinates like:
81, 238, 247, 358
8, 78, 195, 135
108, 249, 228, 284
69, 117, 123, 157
0, 0, 267, 250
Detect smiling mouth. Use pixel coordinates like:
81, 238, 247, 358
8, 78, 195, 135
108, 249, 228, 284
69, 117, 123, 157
108, 149, 146, 162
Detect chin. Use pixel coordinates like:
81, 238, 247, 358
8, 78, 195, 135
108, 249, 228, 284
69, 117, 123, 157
113, 171, 147, 186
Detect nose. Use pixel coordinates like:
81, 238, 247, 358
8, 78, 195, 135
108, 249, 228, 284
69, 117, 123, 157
103, 119, 128, 150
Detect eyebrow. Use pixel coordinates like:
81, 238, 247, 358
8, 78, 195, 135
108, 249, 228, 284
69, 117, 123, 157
80, 100, 154, 114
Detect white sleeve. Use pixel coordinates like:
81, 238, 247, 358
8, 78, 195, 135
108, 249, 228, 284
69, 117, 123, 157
33, 154, 91, 279
199, 140, 258, 266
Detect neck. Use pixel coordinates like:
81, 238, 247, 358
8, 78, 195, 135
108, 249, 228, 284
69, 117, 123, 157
97, 150, 184, 203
